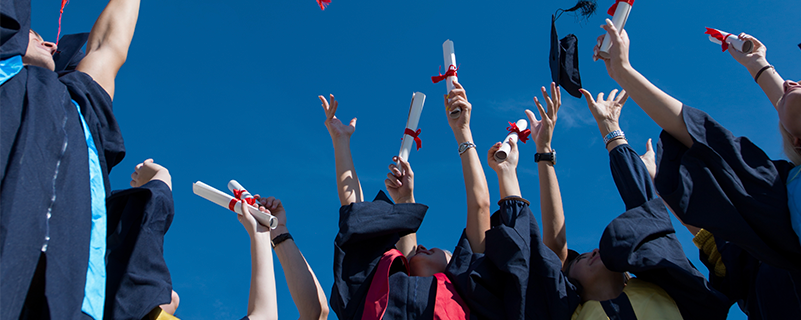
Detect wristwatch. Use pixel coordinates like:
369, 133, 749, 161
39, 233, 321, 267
534, 150, 556, 165
458, 142, 476, 156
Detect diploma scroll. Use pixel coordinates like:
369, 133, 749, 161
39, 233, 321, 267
398, 92, 426, 165
599, 0, 633, 59
443, 40, 461, 119
706, 28, 753, 53
228, 180, 254, 202
494, 119, 528, 162
193, 181, 278, 229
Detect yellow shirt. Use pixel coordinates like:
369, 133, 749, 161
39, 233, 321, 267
147, 307, 181, 320
571, 278, 683, 320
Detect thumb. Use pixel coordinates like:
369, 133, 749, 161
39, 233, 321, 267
579, 88, 594, 108
350, 118, 358, 128
646, 138, 654, 153
602, 18, 622, 43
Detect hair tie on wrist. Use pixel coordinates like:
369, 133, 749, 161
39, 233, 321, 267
754, 65, 774, 83
271, 233, 292, 248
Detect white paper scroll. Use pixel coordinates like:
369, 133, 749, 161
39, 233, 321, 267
599, 1, 632, 59
228, 180, 254, 202
398, 92, 426, 165
442, 40, 461, 119
707, 28, 754, 53
494, 119, 528, 162
193, 181, 278, 229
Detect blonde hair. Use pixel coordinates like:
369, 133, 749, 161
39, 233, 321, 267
779, 122, 801, 165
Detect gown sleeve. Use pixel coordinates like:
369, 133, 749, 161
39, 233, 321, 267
654, 105, 801, 270
331, 191, 428, 320
446, 197, 580, 320
105, 180, 175, 320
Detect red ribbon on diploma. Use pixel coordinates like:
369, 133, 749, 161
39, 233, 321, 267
317, 0, 331, 10
431, 65, 458, 84
229, 189, 256, 211
507, 122, 531, 143
607, 0, 635, 15
404, 128, 422, 150
705, 28, 732, 52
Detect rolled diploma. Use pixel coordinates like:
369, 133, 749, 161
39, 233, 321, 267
227, 180, 254, 202
494, 119, 528, 162
599, 1, 632, 59
193, 181, 278, 229
443, 40, 461, 119
398, 92, 426, 165
708, 29, 754, 53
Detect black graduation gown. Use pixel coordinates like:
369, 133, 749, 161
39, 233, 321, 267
700, 238, 801, 319
445, 199, 580, 320
331, 191, 439, 319
0, 0, 125, 318
105, 180, 174, 320
599, 144, 731, 320
654, 105, 801, 271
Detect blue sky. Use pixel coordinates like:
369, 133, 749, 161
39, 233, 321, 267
30, 0, 800, 319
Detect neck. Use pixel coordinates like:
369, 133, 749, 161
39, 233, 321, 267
583, 272, 625, 302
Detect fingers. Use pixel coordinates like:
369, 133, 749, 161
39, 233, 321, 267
617, 90, 629, 106
597, 91, 605, 103
318, 95, 329, 113
329, 94, 338, 117
488, 142, 501, 159
533, 96, 548, 122
579, 88, 594, 107
452, 79, 463, 89
607, 89, 619, 102
602, 18, 621, 43
540, 86, 554, 114
349, 117, 357, 128
398, 156, 413, 177
525, 109, 539, 127
385, 173, 401, 188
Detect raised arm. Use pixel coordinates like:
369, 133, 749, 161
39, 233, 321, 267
728, 34, 785, 108
526, 84, 567, 265
76, 0, 140, 99
238, 205, 279, 320
320, 94, 363, 206
487, 139, 521, 200
446, 80, 491, 254
255, 196, 329, 320
385, 156, 418, 258
594, 19, 693, 148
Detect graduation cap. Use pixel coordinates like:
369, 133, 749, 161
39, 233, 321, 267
53, 32, 89, 73
549, 0, 597, 98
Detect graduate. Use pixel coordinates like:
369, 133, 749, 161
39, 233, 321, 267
445, 84, 582, 320
591, 19, 801, 272
547, 87, 731, 319
0, 0, 139, 318
105, 159, 179, 320
321, 89, 472, 319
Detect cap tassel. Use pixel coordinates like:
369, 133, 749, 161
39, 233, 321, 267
317, 0, 331, 10
56, 0, 69, 46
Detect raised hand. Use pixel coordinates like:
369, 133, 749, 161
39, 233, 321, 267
580, 88, 627, 133
639, 139, 657, 182
320, 94, 357, 141
526, 83, 561, 153
255, 196, 287, 229
237, 200, 273, 237
729, 33, 768, 70
130, 159, 172, 190
487, 139, 519, 174
593, 18, 632, 81
384, 156, 415, 204
444, 79, 472, 132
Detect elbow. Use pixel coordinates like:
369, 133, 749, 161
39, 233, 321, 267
319, 304, 330, 320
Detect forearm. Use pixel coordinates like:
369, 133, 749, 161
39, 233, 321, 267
332, 138, 363, 206
272, 231, 329, 320
537, 144, 567, 264
395, 233, 418, 258
744, 59, 784, 108
455, 129, 491, 253
248, 234, 279, 320
497, 170, 521, 199
614, 66, 693, 148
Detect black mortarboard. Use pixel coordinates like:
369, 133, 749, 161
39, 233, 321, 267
549, 1, 597, 98
0, 0, 32, 59
53, 32, 90, 73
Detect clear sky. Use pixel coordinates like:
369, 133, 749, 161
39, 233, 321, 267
30, 0, 800, 319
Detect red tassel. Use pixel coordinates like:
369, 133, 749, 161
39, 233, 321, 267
506, 122, 531, 144
607, 0, 634, 16
704, 27, 731, 52
56, 0, 69, 45
404, 128, 422, 151
431, 65, 458, 84
317, 0, 331, 10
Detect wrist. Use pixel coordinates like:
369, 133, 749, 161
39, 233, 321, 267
270, 226, 288, 241
746, 58, 770, 76
597, 121, 621, 138
453, 128, 473, 144
536, 144, 553, 153
395, 195, 415, 204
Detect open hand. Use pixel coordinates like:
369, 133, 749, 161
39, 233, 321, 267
526, 83, 561, 152
320, 94, 357, 140
385, 156, 414, 204
580, 88, 627, 130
